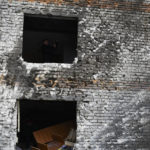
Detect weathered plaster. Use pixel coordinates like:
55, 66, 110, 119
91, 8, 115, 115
0, 0, 150, 150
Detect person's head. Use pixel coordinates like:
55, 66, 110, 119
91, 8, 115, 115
43, 39, 49, 46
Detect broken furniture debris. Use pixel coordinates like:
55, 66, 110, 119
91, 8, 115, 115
65, 128, 76, 147
33, 121, 76, 150
32, 147, 40, 150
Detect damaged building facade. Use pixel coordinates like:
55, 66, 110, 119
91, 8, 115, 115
0, 0, 150, 150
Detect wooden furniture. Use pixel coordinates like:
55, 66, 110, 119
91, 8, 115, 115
33, 121, 75, 150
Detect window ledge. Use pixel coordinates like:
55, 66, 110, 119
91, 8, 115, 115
22, 61, 73, 71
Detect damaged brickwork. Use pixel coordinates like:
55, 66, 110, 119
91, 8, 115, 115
0, 0, 150, 150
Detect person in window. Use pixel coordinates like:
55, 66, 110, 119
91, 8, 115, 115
42, 39, 56, 62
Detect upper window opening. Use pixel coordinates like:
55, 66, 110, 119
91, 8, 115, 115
22, 14, 78, 63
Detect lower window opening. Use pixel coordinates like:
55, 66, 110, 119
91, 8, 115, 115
16, 100, 77, 150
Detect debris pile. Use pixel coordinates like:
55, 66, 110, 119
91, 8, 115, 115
32, 121, 76, 150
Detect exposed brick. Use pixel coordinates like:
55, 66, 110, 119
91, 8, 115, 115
0, 0, 150, 150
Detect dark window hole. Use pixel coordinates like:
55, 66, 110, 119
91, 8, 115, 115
22, 14, 78, 63
17, 100, 77, 150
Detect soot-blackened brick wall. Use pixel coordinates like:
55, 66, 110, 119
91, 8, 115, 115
0, 0, 150, 150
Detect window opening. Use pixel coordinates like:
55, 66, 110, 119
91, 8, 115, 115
16, 100, 77, 150
22, 14, 78, 63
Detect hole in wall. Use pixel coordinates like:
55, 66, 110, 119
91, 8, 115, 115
17, 99, 77, 150
22, 14, 78, 63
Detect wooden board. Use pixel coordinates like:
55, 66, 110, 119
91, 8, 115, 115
33, 120, 75, 145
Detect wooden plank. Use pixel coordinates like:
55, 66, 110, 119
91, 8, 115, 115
33, 121, 75, 144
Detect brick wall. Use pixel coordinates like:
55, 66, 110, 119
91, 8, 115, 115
0, 0, 150, 150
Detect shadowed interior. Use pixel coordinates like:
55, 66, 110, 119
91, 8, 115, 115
17, 100, 76, 149
22, 14, 78, 63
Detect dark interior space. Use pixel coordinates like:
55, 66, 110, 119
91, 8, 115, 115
17, 100, 76, 150
22, 14, 78, 63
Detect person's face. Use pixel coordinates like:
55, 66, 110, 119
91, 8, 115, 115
44, 40, 49, 45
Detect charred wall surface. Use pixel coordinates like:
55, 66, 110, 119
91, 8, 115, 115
0, 0, 150, 150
